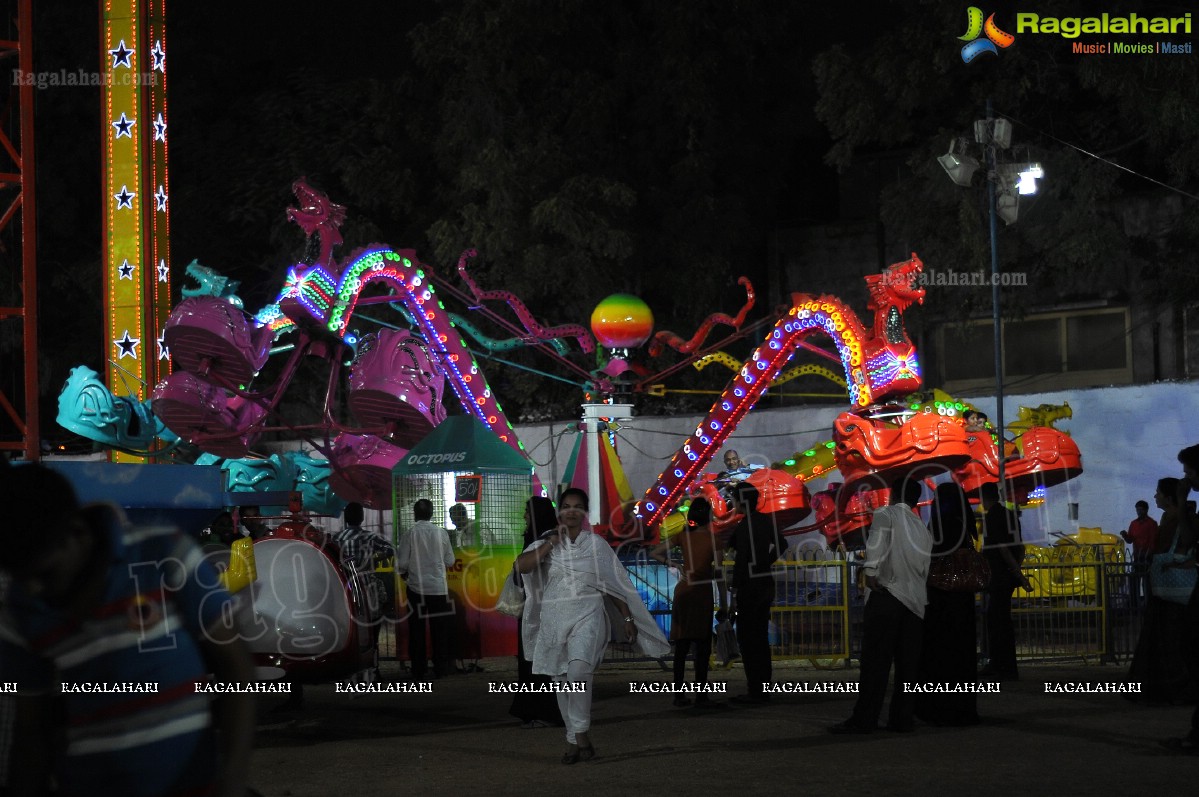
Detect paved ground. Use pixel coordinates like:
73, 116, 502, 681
247, 658, 1192, 797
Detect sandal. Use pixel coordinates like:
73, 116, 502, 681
578, 745, 596, 762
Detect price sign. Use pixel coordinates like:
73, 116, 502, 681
454, 475, 482, 503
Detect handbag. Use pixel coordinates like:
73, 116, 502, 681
714, 617, 740, 664
928, 545, 991, 592
494, 567, 526, 617
1150, 535, 1197, 605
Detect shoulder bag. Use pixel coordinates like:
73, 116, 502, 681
494, 565, 526, 617
928, 544, 991, 592
1150, 534, 1197, 605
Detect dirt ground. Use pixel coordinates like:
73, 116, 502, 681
247, 657, 1192, 797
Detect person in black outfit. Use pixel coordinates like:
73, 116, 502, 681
1164, 444, 1199, 753
509, 496, 565, 728
727, 482, 782, 703
916, 481, 981, 726
1127, 478, 1195, 704
979, 482, 1031, 680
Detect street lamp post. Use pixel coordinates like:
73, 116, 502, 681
939, 100, 1042, 498
983, 98, 1006, 491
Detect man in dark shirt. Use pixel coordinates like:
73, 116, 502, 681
1121, 500, 1158, 603
727, 482, 783, 703
979, 482, 1032, 680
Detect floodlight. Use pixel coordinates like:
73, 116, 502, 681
974, 118, 1012, 149
996, 191, 1019, 225
997, 162, 1043, 196
938, 138, 979, 187
1016, 163, 1043, 195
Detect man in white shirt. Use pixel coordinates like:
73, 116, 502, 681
396, 498, 456, 678
830, 477, 932, 734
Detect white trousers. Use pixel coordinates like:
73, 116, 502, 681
554, 659, 595, 744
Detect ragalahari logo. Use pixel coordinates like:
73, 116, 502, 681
958, 7, 1016, 62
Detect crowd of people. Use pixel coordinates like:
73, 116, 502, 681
7, 438, 1199, 791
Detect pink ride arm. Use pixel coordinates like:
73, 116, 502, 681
329, 247, 534, 465
456, 249, 594, 353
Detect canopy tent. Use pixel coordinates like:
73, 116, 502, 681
558, 428, 636, 540
391, 415, 534, 660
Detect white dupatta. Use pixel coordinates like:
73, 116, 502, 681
520, 530, 669, 665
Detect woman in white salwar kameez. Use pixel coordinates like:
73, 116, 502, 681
516, 488, 669, 764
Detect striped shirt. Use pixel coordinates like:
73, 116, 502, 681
0, 504, 232, 797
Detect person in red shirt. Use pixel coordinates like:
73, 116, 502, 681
1123, 500, 1159, 559
1122, 499, 1159, 604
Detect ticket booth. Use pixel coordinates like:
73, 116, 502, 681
391, 416, 534, 659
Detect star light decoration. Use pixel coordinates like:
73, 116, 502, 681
152, 113, 167, 142
115, 330, 140, 359
112, 112, 136, 139
150, 40, 165, 72
157, 330, 169, 361
109, 40, 134, 69
157, 259, 169, 283
118, 259, 135, 280
114, 185, 135, 209
154, 185, 167, 212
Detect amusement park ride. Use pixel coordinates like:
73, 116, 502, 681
6, 2, 1086, 683
59, 175, 1083, 539
52, 176, 1086, 679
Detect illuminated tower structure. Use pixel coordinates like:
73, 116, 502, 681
100, 0, 170, 462
0, 0, 37, 462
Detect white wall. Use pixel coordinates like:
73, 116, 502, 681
514, 380, 1198, 547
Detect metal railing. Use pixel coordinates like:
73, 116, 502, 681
375, 544, 1148, 668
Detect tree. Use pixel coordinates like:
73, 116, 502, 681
812, 0, 1199, 325
406, 0, 815, 418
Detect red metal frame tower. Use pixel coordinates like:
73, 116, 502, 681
0, 0, 38, 462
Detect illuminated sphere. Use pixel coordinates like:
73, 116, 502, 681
590, 294, 654, 348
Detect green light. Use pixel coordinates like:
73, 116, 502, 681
784, 459, 796, 466
825, 441, 835, 449
803, 449, 815, 457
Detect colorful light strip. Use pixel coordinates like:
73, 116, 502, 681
102, 0, 147, 463
257, 246, 530, 459
633, 292, 919, 530
146, 0, 170, 392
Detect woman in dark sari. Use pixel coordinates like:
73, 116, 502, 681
509, 496, 565, 727
915, 481, 981, 726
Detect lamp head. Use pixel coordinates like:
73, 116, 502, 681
938, 138, 979, 187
